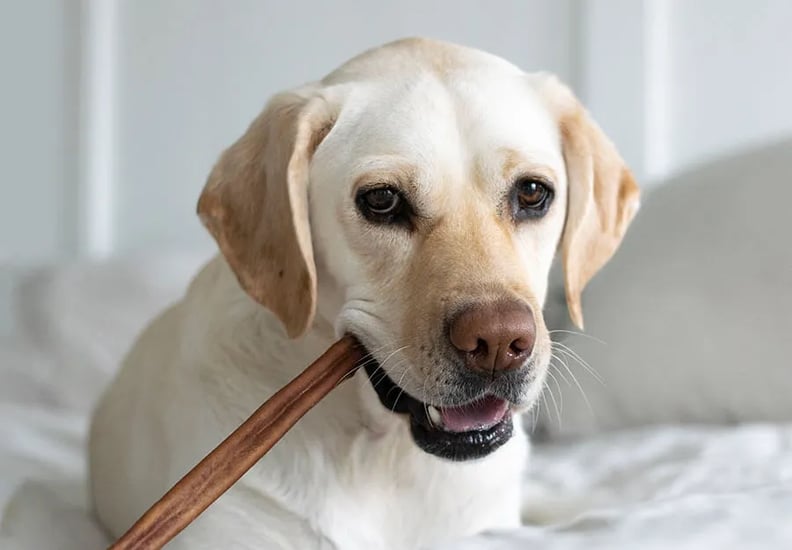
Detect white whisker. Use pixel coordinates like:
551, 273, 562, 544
390, 361, 414, 413
368, 345, 411, 391
537, 385, 553, 430
548, 329, 606, 345
551, 352, 595, 416
551, 341, 604, 386
543, 370, 563, 430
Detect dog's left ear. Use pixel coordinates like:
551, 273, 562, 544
197, 87, 335, 338
535, 75, 640, 329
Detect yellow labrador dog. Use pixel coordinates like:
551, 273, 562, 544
89, 38, 638, 549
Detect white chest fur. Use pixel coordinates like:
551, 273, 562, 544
233, 374, 529, 549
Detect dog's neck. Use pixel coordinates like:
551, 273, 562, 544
188, 256, 338, 389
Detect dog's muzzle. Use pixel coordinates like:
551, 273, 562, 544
363, 358, 514, 461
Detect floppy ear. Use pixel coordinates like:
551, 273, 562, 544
197, 88, 335, 338
537, 76, 640, 329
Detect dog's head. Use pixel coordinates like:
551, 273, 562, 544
198, 39, 639, 461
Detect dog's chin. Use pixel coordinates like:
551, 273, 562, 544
362, 358, 518, 462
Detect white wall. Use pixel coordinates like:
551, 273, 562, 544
0, 1, 80, 262
663, 0, 792, 172
580, 0, 792, 182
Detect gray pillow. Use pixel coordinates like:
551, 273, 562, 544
538, 139, 792, 438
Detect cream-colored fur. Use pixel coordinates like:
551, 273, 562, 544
89, 38, 638, 549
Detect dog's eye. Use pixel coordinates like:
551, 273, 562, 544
513, 178, 554, 221
356, 186, 410, 225
363, 188, 400, 214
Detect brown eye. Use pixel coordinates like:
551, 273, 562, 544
356, 185, 412, 226
513, 178, 553, 221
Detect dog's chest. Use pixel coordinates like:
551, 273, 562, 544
208, 353, 529, 548
305, 424, 528, 549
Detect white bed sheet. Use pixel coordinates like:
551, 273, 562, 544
1, 257, 791, 549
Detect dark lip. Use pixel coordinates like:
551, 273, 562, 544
363, 354, 514, 461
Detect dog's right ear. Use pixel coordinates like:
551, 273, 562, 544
533, 74, 640, 330
197, 88, 335, 338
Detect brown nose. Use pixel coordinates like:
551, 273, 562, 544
449, 301, 536, 374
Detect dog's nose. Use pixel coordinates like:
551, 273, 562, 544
449, 301, 536, 374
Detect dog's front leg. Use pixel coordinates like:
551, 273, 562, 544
164, 485, 331, 550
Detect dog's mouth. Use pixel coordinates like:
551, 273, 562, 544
363, 359, 514, 461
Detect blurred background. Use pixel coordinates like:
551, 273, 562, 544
3, 0, 792, 333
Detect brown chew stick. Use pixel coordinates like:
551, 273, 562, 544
109, 335, 364, 549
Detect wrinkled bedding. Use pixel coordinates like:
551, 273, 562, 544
1, 257, 791, 549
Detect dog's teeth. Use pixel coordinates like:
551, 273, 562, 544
427, 406, 443, 427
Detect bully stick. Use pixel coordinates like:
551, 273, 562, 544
109, 335, 365, 549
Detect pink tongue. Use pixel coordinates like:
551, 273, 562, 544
440, 395, 509, 432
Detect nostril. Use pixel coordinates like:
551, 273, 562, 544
474, 338, 488, 356
509, 336, 532, 355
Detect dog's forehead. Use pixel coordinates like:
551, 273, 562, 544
324, 70, 563, 195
